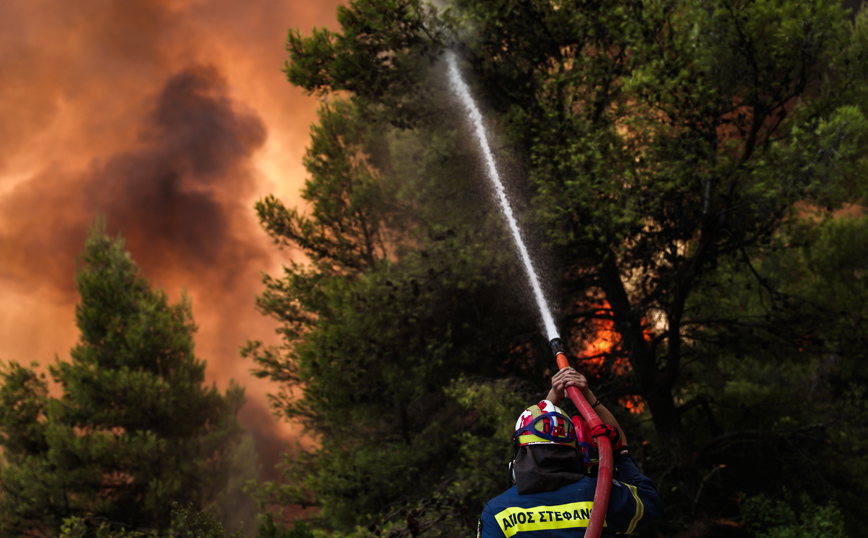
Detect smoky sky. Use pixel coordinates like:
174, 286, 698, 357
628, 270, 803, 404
88, 63, 268, 283
0, 0, 345, 479
1, 63, 268, 293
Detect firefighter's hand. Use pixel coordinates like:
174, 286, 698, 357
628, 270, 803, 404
550, 367, 594, 403
591, 423, 624, 451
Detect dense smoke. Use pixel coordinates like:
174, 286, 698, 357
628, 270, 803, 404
1, 63, 268, 295
87, 64, 268, 282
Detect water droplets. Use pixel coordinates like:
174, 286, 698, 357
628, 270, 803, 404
445, 51, 559, 341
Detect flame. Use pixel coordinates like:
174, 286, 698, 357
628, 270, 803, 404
574, 301, 650, 414
619, 397, 645, 414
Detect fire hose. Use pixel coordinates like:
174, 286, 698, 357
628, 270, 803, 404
549, 338, 613, 538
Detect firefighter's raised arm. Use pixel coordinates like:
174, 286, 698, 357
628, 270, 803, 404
546, 367, 628, 449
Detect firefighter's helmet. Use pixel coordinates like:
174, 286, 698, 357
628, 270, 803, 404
512, 400, 578, 448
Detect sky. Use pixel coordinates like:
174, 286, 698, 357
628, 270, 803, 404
0, 0, 345, 476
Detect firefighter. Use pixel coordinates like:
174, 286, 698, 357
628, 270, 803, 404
477, 367, 664, 537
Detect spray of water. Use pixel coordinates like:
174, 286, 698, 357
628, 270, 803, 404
445, 51, 559, 341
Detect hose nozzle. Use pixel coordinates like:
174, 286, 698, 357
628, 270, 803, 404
549, 337, 566, 359
549, 338, 571, 369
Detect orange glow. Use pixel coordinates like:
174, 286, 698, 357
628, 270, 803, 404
619, 397, 645, 414
574, 301, 650, 414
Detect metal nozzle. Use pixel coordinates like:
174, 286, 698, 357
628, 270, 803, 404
549, 337, 566, 359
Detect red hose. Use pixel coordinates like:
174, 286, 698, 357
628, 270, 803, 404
555, 352, 612, 538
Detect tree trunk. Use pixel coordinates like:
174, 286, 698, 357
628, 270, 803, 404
598, 250, 697, 502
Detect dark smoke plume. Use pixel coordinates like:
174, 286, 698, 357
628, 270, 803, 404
1, 63, 268, 297
87, 64, 268, 283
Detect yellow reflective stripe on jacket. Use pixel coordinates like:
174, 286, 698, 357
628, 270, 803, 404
624, 482, 644, 534
494, 502, 600, 537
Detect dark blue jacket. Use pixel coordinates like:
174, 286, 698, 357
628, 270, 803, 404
478, 454, 663, 537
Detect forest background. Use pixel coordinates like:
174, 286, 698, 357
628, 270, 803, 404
2, 1, 868, 538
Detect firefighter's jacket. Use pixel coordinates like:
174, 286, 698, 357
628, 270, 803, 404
478, 454, 663, 537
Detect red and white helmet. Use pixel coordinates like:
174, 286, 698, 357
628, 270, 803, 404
512, 400, 578, 448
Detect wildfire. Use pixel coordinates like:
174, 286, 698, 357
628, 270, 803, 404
574, 302, 649, 414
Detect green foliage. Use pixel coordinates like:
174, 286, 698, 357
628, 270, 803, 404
259, 0, 868, 535
168, 503, 246, 538
57, 503, 247, 538
679, 213, 868, 536
0, 224, 253, 536
284, 0, 453, 129
0, 361, 49, 456
59, 517, 142, 538
256, 515, 314, 538
742, 494, 846, 538
249, 71, 543, 533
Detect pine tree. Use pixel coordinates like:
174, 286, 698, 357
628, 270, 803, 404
0, 223, 248, 536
